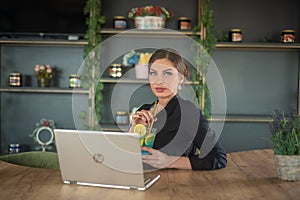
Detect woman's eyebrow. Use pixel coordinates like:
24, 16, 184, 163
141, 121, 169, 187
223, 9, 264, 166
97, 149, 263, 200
162, 69, 175, 73
150, 68, 176, 72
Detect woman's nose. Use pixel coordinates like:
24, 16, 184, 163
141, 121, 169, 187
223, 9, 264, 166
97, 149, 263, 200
155, 75, 164, 84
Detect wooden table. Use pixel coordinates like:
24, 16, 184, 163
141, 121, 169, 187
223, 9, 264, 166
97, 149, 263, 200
0, 149, 299, 200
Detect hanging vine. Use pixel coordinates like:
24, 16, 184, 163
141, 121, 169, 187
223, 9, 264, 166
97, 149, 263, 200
81, 0, 105, 129
191, 0, 217, 118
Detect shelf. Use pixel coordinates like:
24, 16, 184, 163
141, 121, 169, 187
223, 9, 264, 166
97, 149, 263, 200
209, 114, 272, 123
100, 28, 201, 38
216, 42, 300, 51
2, 40, 297, 50
100, 78, 199, 85
0, 30, 201, 47
0, 87, 89, 94
0, 39, 87, 46
100, 122, 130, 132
100, 115, 272, 132
100, 78, 149, 84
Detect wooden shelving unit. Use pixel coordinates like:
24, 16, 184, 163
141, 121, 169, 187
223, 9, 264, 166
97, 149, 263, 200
0, 39, 87, 46
216, 42, 300, 51
0, 87, 89, 94
100, 28, 201, 37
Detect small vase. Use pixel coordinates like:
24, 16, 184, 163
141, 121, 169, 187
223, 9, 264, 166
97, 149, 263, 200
274, 154, 300, 181
38, 78, 52, 87
135, 64, 148, 79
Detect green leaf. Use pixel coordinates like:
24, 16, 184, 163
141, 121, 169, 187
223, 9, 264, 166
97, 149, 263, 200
80, 111, 87, 120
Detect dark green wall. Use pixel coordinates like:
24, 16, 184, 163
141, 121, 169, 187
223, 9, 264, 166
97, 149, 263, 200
0, 46, 87, 153
211, 0, 300, 152
214, 50, 299, 152
0, 0, 299, 153
211, 0, 299, 43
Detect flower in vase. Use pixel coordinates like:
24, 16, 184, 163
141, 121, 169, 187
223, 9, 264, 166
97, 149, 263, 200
122, 50, 140, 66
138, 52, 152, 65
34, 64, 53, 79
122, 51, 153, 66
128, 5, 173, 20
269, 105, 300, 155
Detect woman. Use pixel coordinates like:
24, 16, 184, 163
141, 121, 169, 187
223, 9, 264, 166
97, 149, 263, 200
130, 48, 227, 170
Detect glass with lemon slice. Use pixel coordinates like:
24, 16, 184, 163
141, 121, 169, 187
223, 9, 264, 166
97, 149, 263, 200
133, 124, 156, 153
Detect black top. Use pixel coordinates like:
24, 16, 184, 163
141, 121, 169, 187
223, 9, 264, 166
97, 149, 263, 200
138, 95, 227, 170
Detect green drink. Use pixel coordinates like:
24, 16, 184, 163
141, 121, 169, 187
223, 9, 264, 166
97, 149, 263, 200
142, 133, 156, 148
141, 133, 156, 155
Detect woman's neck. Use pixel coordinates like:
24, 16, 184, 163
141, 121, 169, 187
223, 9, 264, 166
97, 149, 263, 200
158, 94, 176, 108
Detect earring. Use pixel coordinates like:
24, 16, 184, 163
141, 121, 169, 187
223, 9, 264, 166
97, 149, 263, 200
178, 84, 182, 90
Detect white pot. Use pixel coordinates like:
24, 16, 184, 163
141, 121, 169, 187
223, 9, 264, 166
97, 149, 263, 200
134, 17, 146, 29
134, 16, 165, 29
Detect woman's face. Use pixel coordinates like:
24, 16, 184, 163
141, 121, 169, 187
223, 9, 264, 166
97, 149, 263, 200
149, 58, 184, 100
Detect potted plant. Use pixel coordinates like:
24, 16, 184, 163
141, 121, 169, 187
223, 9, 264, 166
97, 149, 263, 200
128, 5, 173, 29
269, 105, 300, 181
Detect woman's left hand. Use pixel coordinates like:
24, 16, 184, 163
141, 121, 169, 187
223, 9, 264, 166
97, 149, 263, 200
141, 147, 177, 169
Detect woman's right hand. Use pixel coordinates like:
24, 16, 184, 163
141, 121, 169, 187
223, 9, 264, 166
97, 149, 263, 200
131, 109, 156, 127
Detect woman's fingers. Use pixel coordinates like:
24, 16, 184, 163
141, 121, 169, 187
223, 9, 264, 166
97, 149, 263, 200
141, 110, 153, 124
141, 147, 176, 169
133, 110, 154, 125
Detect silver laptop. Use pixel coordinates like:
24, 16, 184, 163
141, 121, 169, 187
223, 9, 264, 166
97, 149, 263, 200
54, 129, 160, 191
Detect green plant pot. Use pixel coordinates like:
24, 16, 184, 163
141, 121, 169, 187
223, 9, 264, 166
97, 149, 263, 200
274, 154, 300, 181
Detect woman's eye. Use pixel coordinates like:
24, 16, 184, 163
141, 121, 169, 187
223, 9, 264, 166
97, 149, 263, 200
164, 72, 173, 76
149, 71, 157, 76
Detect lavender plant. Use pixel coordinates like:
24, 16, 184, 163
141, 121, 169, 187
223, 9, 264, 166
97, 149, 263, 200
269, 105, 300, 155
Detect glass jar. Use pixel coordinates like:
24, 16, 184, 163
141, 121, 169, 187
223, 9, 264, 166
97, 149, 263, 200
8, 144, 21, 154
229, 29, 242, 42
178, 17, 191, 30
109, 64, 122, 78
69, 74, 81, 88
115, 111, 129, 125
9, 72, 22, 87
281, 30, 295, 43
113, 16, 127, 29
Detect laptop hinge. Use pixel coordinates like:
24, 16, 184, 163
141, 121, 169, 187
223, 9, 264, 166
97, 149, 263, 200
129, 185, 139, 190
64, 180, 77, 184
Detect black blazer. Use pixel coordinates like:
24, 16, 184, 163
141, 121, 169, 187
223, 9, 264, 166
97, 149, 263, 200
138, 95, 227, 170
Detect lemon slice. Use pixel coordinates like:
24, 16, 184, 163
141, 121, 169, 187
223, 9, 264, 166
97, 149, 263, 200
144, 134, 156, 147
140, 138, 145, 146
133, 124, 147, 137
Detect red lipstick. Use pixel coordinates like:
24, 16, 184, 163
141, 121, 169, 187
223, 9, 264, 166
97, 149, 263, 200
155, 87, 166, 93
